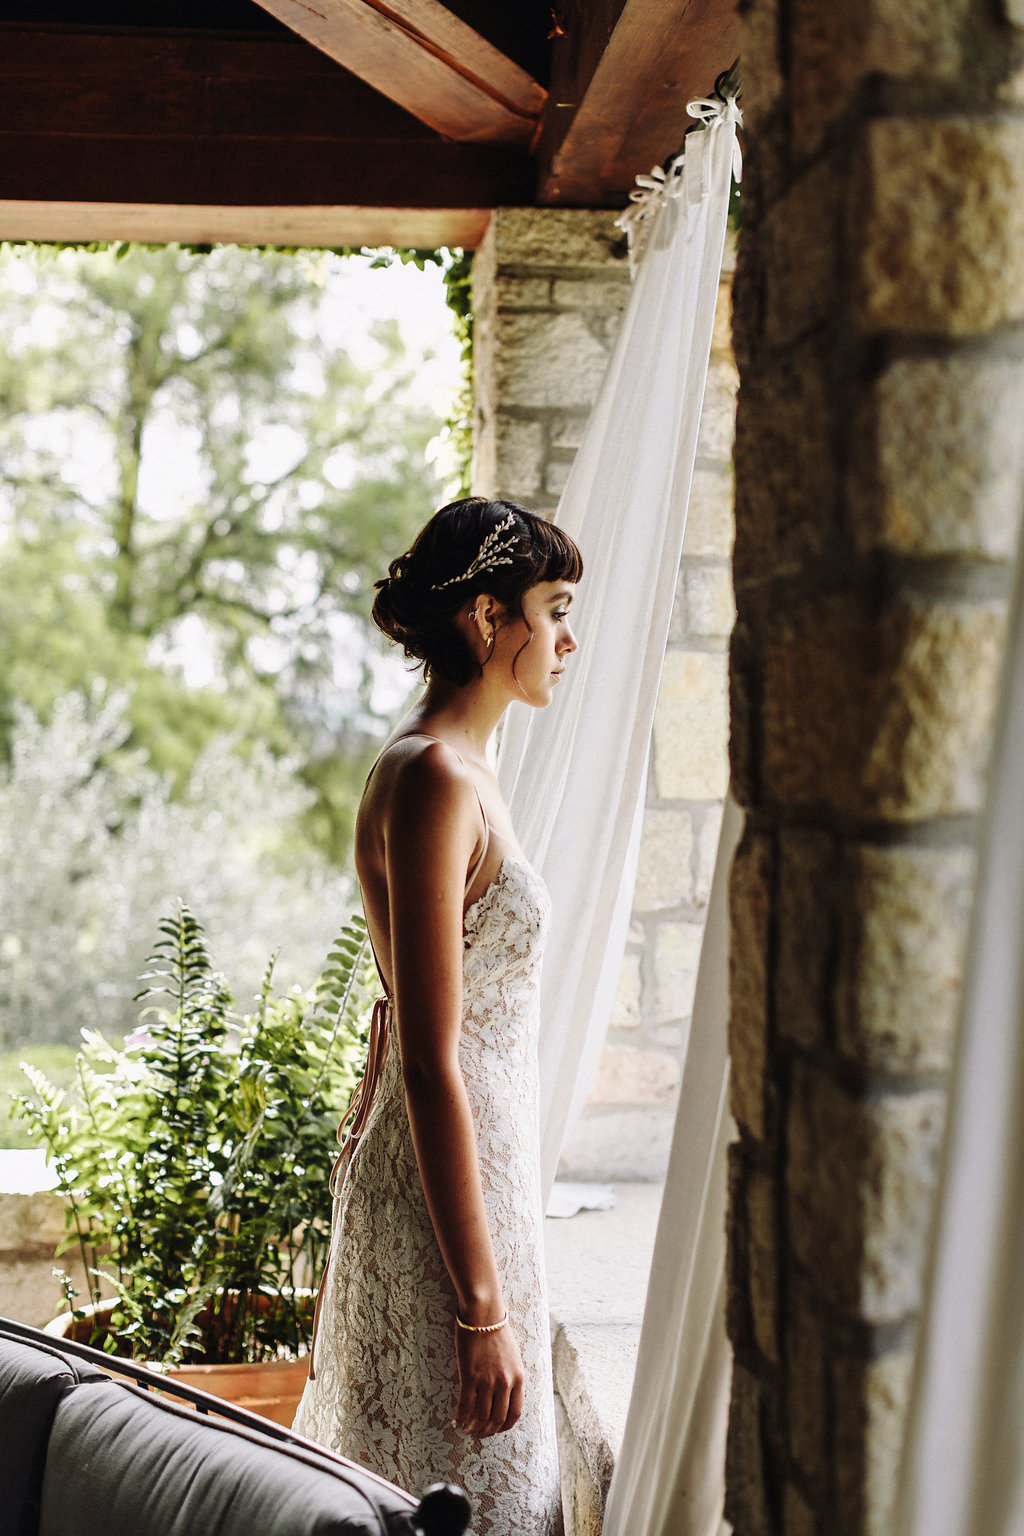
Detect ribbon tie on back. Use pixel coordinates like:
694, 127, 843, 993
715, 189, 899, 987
308, 991, 391, 1382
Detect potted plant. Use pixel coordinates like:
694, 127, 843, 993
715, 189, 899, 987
14, 902, 375, 1422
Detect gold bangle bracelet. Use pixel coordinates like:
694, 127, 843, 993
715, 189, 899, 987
455, 1309, 508, 1334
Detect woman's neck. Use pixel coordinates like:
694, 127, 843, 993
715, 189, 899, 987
404, 677, 506, 764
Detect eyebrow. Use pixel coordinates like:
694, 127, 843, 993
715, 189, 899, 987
548, 588, 574, 603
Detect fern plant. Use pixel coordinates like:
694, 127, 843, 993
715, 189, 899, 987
13, 902, 375, 1365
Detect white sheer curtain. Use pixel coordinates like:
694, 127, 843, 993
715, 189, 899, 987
603, 791, 741, 1536
496, 96, 742, 1194
890, 483, 1024, 1534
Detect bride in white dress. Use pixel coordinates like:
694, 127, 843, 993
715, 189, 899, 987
293, 498, 583, 1536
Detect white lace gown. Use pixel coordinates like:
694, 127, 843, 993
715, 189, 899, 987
293, 853, 563, 1536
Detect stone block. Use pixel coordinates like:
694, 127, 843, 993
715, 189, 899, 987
787, 1064, 946, 1320
685, 466, 735, 558
610, 950, 641, 1028
491, 416, 544, 499
653, 650, 730, 800
867, 0, 969, 77
732, 345, 835, 586
785, 1483, 819, 1536
725, 1362, 774, 1536
726, 1144, 751, 1350
740, 0, 784, 131
710, 274, 735, 358
550, 415, 589, 451
634, 807, 695, 910
555, 1393, 604, 1536
0, 1256, 83, 1330
860, 118, 1024, 336
837, 844, 975, 1075
545, 458, 573, 498
775, 828, 839, 1051
694, 804, 724, 905
728, 832, 773, 1143
762, 593, 1006, 820
999, 59, 1024, 105
748, 1165, 780, 1363
728, 621, 759, 809
682, 563, 736, 640
586, 1044, 680, 1107
495, 312, 611, 409
790, 0, 968, 150
833, 1344, 914, 1536
490, 208, 629, 274
493, 275, 551, 309
790, 0, 870, 151
763, 158, 840, 349
551, 279, 630, 312
653, 920, 705, 1023
852, 353, 1024, 560
0, 1189, 67, 1251
786, 1278, 829, 1491
696, 354, 740, 460
557, 1107, 675, 1181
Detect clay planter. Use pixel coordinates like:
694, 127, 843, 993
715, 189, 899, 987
45, 1295, 312, 1428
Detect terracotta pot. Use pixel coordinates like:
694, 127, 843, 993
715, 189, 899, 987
165, 1355, 309, 1427
45, 1295, 312, 1428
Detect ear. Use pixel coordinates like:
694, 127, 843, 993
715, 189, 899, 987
467, 591, 503, 650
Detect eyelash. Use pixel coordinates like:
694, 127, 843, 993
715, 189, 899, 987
552, 608, 568, 621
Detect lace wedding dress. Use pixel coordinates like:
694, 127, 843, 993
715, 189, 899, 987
293, 852, 563, 1536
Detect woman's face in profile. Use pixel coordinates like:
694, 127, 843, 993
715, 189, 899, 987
495, 580, 578, 707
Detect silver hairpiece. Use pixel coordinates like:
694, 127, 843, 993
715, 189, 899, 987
430, 511, 519, 591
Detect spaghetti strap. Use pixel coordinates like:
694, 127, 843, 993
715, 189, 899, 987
464, 779, 490, 894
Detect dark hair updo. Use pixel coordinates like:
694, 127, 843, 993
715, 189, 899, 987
372, 497, 584, 684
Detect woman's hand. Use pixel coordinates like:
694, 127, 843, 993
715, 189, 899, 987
453, 1322, 525, 1438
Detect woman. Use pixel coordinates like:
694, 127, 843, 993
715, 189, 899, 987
293, 497, 583, 1536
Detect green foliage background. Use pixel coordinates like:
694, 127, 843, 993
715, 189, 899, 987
0, 241, 464, 863
0, 241, 466, 1056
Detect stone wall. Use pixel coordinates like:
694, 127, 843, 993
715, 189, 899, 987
472, 208, 737, 1181
726, 4, 1024, 1534
0, 1180, 92, 1326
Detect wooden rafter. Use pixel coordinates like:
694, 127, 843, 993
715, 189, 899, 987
250, 0, 547, 147
0, 26, 533, 234
538, 0, 739, 204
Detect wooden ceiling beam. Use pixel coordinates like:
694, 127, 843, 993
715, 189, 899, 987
0, 200, 493, 250
250, 0, 547, 146
537, 0, 738, 204
0, 27, 533, 214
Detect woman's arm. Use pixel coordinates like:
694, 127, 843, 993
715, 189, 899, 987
384, 742, 525, 1440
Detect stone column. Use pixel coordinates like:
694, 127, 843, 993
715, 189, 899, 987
472, 210, 737, 1180
472, 208, 632, 513
726, 6, 1024, 1535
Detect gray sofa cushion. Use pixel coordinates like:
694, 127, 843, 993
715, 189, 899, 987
0, 1330, 108, 1536
39, 1379, 419, 1536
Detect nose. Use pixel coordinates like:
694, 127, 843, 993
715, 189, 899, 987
561, 623, 578, 654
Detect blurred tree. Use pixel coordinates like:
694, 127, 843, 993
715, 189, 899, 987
0, 244, 448, 858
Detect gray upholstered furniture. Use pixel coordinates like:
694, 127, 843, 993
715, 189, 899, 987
0, 1319, 470, 1536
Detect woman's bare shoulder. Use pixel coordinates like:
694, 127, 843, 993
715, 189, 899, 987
363, 734, 478, 832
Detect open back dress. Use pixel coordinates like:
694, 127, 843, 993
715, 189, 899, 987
292, 752, 562, 1536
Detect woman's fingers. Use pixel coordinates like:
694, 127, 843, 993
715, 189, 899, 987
454, 1323, 525, 1437
479, 1377, 513, 1438
500, 1376, 524, 1434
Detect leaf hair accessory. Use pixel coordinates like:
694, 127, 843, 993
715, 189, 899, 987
430, 510, 519, 591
